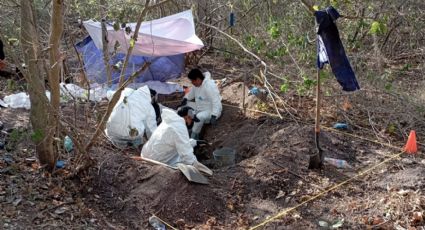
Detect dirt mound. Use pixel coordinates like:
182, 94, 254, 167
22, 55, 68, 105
88, 153, 228, 229
220, 81, 262, 113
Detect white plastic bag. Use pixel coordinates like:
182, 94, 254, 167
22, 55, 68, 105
0, 98, 8, 108
3, 92, 30, 109
3, 91, 51, 110
60, 83, 107, 102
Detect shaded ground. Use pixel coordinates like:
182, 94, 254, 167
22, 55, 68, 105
1, 61, 425, 229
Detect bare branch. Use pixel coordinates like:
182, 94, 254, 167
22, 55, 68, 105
118, 0, 173, 87
299, 0, 376, 20
84, 62, 151, 151
299, 0, 315, 15
198, 22, 282, 119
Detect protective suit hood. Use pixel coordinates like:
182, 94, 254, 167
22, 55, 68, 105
137, 85, 152, 100
141, 108, 197, 166
162, 108, 184, 125
201, 72, 211, 85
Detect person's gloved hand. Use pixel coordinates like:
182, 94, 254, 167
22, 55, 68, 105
180, 98, 187, 107
210, 115, 217, 126
193, 160, 213, 176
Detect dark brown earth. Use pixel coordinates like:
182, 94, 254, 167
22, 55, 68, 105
1, 62, 425, 229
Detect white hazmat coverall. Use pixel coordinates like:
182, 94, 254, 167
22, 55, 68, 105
184, 71, 222, 138
105, 86, 157, 149
140, 108, 198, 166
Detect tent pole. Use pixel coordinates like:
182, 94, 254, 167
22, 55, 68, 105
309, 68, 323, 169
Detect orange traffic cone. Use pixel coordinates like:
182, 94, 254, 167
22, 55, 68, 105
404, 130, 418, 154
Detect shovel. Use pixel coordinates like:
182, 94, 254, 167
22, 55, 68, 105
137, 157, 210, 184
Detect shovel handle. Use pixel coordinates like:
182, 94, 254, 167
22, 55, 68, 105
132, 156, 178, 170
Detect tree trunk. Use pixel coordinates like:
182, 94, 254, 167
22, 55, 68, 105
20, 0, 57, 171
48, 0, 64, 149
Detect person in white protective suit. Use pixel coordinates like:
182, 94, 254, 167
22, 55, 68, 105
105, 86, 158, 149
179, 68, 222, 140
140, 108, 210, 171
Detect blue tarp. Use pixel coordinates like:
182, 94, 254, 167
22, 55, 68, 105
75, 36, 184, 85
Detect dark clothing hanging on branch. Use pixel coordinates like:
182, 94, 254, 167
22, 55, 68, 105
315, 6, 360, 92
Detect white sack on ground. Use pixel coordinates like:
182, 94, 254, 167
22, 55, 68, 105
60, 83, 107, 102
3, 91, 51, 110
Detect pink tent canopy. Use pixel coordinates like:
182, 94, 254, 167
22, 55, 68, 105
83, 10, 204, 57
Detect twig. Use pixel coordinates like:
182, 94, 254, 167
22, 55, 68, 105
299, 0, 376, 20
31, 201, 75, 222
199, 22, 282, 119
231, 177, 237, 190
271, 161, 304, 180
83, 0, 171, 155
118, 0, 150, 87
84, 62, 151, 152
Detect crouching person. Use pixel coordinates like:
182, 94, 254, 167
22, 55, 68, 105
180, 68, 222, 140
141, 108, 211, 173
105, 86, 158, 149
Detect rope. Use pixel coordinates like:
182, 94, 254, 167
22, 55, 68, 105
218, 102, 422, 149
249, 150, 405, 229
161, 100, 420, 148
158, 100, 419, 229
204, 103, 413, 229
321, 126, 402, 152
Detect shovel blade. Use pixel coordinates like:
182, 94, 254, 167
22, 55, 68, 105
176, 164, 209, 184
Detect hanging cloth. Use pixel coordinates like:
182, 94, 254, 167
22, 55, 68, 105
229, 4, 235, 27
315, 6, 360, 92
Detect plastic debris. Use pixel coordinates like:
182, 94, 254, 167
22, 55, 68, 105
318, 220, 329, 227
149, 216, 166, 230
324, 157, 351, 169
249, 86, 259, 95
0, 99, 8, 107
333, 123, 348, 130
56, 160, 65, 169
1, 154, 14, 164
64, 136, 73, 152
331, 219, 344, 228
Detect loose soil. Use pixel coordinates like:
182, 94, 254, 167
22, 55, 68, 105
1, 57, 425, 229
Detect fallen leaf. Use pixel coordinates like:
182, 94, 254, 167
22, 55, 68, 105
331, 219, 344, 229
411, 211, 423, 223
318, 220, 329, 227
275, 190, 285, 199
372, 216, 384, 225
343, 100, 352, 111
54, 206, 68, 215
12, 198, 22, 206
397, 189, 411, 196
226, 202, 234, 211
